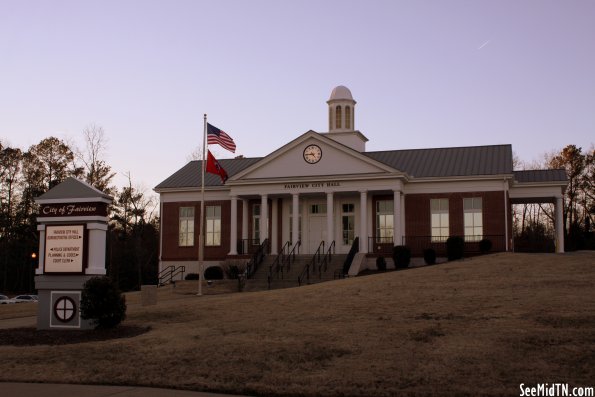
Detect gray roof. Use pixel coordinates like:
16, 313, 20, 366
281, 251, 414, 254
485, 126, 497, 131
36, 177, 112, 201
155, 157, 262, 189
155, 144, 518, 189
513, 169, 567, 183
364, 144, 513, 177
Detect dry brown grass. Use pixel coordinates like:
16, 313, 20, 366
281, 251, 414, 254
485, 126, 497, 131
0, 252, 594, 396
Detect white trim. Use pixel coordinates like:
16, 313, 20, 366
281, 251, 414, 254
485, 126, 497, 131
36, 197, 112, 205
37, 216, 109, 223
50, 291, 81, 329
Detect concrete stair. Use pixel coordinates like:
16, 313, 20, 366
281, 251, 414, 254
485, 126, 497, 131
244, 253, 348, 292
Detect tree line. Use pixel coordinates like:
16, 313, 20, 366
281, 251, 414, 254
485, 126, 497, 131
513, 144, 594, 252
1, 127, 594, 293
1, 126, 158, 293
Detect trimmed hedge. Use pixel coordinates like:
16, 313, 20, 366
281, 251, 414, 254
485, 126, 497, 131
204, 266, 224, 280
392, 245, 411, 269
376, 256, 387, 271
446, 236, 464, 261
423, 248, 437, 265
479, 238, 492, 254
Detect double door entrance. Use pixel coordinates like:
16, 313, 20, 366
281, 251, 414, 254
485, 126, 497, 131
285, 197, 357, 254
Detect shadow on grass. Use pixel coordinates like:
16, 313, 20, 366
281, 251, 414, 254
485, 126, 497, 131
0, 325, 151, 346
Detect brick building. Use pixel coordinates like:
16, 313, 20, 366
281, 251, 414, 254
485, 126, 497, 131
155, 86, 567, 275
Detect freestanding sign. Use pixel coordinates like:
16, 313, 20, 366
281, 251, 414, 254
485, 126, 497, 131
34, 178, 113, 330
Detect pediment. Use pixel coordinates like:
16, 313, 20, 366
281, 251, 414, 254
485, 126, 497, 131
229, 131, 400, 182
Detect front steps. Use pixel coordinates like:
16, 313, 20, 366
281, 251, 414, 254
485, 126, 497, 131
244, 254, 348, 292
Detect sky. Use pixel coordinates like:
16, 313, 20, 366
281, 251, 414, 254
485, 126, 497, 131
1, 0, 594, 192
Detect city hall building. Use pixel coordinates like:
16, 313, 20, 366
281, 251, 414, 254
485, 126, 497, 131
155, 86, 567, 275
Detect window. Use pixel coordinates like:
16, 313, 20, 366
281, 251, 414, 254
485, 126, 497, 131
345, 106, 351, 129
179, 207, 195, 247
342, 203, 355, 245
206, 206, 221, 246
376, 200, 394, 243
329, 107, 333, 130
464, 197, 483, 241
430, 199, 449, 242
309, 203, 327, 214
252, 204, 260, 244
335, 106, 342, 129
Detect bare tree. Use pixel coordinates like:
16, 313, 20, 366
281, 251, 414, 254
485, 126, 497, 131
77, 124, 116, 196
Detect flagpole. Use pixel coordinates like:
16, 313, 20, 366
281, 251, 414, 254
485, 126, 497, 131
198, 114, 207, 296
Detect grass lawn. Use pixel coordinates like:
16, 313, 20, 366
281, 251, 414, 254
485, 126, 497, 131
0, 252, 594, 396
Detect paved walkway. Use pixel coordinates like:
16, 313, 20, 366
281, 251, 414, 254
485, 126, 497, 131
0, 383, 250, 397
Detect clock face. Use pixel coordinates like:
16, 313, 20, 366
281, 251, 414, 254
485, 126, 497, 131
303, 144, 322, 164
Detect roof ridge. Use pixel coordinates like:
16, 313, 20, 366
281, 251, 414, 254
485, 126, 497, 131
366, 143, 512, 155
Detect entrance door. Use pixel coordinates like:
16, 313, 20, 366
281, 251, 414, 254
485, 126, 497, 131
308, 216, 326, 253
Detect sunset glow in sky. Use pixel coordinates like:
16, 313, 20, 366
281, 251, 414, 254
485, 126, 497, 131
1, 0, 594, 190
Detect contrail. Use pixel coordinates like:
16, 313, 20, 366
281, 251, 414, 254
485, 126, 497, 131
478, 40, 490, 50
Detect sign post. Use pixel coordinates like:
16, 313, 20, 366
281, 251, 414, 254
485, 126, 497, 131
34, 178, 113, 330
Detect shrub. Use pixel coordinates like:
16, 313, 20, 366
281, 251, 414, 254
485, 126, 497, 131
185, 273, 199, 280
446, 236, 464, 261
376, 256, 387, 271
80, 276, 126, 329
392, 245, 411, 269
423, 248, 436, 265
479, 238, 492, 254
224, 264, 243, 279
204, 266, 224, 280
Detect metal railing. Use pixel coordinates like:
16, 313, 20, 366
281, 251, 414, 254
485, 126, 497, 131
238, 239, 265, 255
298, 240, 325, 286
270, 240, 300, 289
158, 265, 186, 286
368, 236, 394, 255
403, 235, 506, 256
246, 239, 269, 279
319, 240, 335, 277
337, 237, 359, 278
269, 241, 291, 281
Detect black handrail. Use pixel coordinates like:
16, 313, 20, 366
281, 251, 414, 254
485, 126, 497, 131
270, 240, 300, 289
246, 238, 269, 279
298, 240, 325, 286
318, 240, 335, 277
340, 237, 359, 277
269, 241, 291, 281
158, 265, 186, 286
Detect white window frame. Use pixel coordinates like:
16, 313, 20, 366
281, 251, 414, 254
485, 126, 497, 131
341, 203, 355, 246
206, 205, 221, 246
430, 198, 449, 242
375, 200, 394, 243
179, 206, 195, 247
252, 204, 260, 244
464, 197, 483, 242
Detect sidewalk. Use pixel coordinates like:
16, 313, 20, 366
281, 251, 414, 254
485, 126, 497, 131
0, 383, 250, 397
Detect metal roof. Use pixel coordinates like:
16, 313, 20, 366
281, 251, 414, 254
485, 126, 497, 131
35, 177, 112, 201
513, 169, 567, 183
155, 157, 261, 189
364, 144, 513, 178
155, 144, 518, 189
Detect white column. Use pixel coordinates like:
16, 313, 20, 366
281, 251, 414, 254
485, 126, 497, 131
327, 192, 334, 246
86, 222, 108, 275
36, 225, 46, 275
229, 195, 238, 255
292, 193, 299, 245
360, 190, 368, 253
242, 199, 249, 240
400, 193, 406, 246
555, 195, 565, 253
393, 190, 402, 246
271, 198, 278, 254
260, 194, 268, 243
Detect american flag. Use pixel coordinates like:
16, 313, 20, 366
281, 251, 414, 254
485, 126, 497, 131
207, 123, 236, 153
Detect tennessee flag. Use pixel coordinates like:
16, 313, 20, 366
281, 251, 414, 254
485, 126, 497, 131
206, 150, 228, 183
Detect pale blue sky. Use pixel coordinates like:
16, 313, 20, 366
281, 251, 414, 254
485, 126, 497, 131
1, 0, 594, 190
